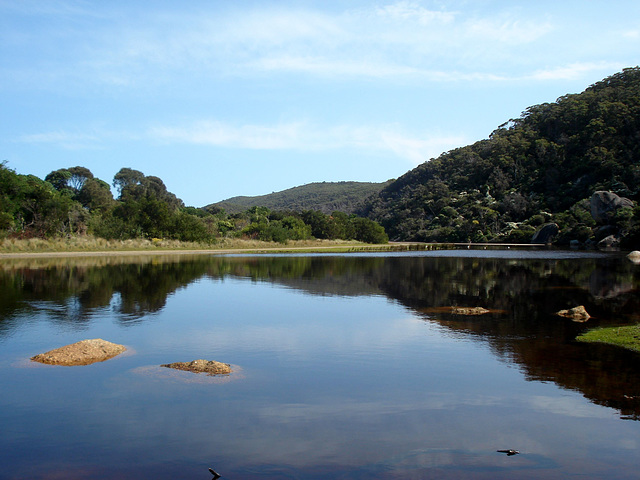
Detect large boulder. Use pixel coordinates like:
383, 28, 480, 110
31, 339, 126, 366
531, 223, 559, 244
590, 191, 634, 225
597, 235, 620, 249
628, 251, 640, 264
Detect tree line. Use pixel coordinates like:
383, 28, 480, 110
0, 164, 388, 244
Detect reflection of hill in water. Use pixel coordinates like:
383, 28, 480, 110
370, 255, 640, 420
1, 252, 640, 419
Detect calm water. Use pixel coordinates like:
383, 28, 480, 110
1, 250, 640, 479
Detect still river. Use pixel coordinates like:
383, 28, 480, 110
1, 249, 639, 479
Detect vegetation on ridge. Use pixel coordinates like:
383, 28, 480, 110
360, 67, 640, 247
209, 181, 390, 215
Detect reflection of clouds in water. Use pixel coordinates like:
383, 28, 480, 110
146, 308, 424, 359
528, 395, 614, 419
256, 394, 505, 422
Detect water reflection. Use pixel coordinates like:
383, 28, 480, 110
1, 250, 640, 423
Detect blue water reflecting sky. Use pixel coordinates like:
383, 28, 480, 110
1, 253, 639, 479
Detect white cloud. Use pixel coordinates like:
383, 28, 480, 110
149, 121, 307, 150
528, 62, 626, 81
17, 128, 138, 150
7, 0, 631, 94
375, 1, 456, 25
18, 131, 101, 150
464, 16, 552, 44
248, 55, 423, 78
4, 1, 564, 88
148, 119, 465, 166
16, 118, 465, 165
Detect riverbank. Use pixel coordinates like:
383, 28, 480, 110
0, 236, 554, 258
576, 325, 640, 353
0, 237, 422, 258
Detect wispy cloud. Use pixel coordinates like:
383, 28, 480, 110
527, 62, 626, 81
18, 131, 102, 150
2, 1, 584, 89
148, 119, 466, 166
149, 121, 307, 150
375, 1, 456, 25
17, 128, 138, 150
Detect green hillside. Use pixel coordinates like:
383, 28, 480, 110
209, 181, 390, 214
360, 67, 640, 247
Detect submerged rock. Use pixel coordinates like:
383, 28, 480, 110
555, 305, 591, 322
449, 307, 491, 315
31, 339, 126, 366
161, 359, 232, 376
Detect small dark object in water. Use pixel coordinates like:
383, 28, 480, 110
209, 467, 221, 478
497, 449, 520, 456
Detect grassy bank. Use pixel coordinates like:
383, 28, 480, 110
0, 236, 207, 253
576, 325, 640, 353
1, 236, 435, 256
0, 236, 361, 254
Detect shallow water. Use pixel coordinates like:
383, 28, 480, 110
1, 250, 639, 479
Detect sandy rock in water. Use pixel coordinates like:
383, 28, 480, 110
161, 359, 232, 376
31, 339, 126, 366
450, 306, 491, 315
555, 305, 591, 322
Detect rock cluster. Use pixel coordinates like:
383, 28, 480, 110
31, 339, 234, 380
31, 339, 126, 366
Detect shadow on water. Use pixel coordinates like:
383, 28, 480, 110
1, 251, 640, 421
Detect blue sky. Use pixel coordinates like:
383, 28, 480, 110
2, 1, 639, 207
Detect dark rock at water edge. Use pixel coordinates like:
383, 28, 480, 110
531, 223, 559, 244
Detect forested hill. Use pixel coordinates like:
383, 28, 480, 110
209, 181, 389, 214
360, 67, 640, 246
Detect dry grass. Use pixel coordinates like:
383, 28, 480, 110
0, 235, 373, 255
0, 236, 208, 253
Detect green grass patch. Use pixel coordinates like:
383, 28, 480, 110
576, 325, 640, 353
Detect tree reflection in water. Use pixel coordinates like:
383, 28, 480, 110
1, 250, 639, 419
